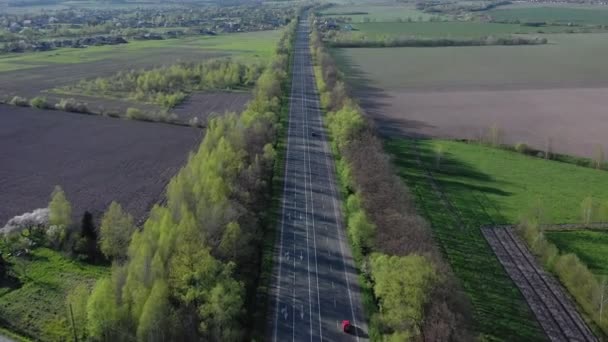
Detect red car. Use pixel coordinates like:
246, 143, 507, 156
342, 320, 352, 333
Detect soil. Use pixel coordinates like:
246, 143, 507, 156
359, 87, 608, 158
0, 104, 202, 226
172, 91, 251, 124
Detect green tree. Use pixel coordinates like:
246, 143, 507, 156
136, 279, 170, 342
66, 284, 90, 341
199, 277, 244, 341
219, 222, 241, 261
49, 185, 71, 227
99, 202, 136, 261
370, 253, 438, 338
87, 277, 119, 340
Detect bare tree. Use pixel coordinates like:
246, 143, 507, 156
435, 144, 444, 170
594, 145, 605, 170
544, 137, 553, 160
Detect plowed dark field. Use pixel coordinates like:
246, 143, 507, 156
172, 91, 251, 123
0, 104, 202, 225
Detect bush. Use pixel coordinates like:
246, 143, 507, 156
55, 98, 90, 113
9, 96, 29, 107
126, 108, 178, 123
515, 142, 529, 154
30, 96, 51, 109
125, 107, 145, 120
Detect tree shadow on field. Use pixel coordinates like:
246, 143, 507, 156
385, 139, 548, 340
330, 49, 435, 139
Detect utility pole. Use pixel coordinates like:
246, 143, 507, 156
69, 303, 78, 342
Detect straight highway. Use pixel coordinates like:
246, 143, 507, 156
268, 16, 369, 342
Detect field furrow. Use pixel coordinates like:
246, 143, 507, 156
482, 226, 597, 342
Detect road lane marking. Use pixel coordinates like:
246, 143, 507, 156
272, 31, 299, 342
309, 47, 361, 342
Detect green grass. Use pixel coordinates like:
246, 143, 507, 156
0, 248, 107, 341
385, 138, 608, 340
332, 33, 608, 90
490, 6, 608, 25
351, 21, 580, 38
546, 230, 608, 277
318, 4, 438, 22
0, 30, 280, 73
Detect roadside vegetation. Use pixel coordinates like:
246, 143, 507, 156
518, 218, 608, 335
57, 59, 263, 108
0, 16, 297, 341
387, 138, 608, 339
326, 32, 547, 48
310, 17, 471, 341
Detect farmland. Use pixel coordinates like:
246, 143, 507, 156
385, 138, 608, 340
0, 30, 279, 118
334, 33, 608, 157
546, 230, 608, 277
489, 6, 608, 25
318, 3, 437, 22
349, 21, 583, 37
0, 104, 201, 225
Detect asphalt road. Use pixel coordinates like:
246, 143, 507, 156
267, 18, 369, 342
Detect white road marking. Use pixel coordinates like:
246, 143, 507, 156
272, 30, 299, 342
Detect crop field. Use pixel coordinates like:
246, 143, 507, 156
0, 104, 201, 226
318, 3, 436, 22
385, 138, 608, 340
334, 33, 608, 157
0, 248, 106, 341
351, 21, 577, 37
489, 6, 608, 25
546, 230, 608, 277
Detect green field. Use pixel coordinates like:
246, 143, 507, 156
0, 248, 107, 341
490, 6, 608, 25
386, 138, 608, 340
318, 4, 437, 22
546, 230, 608, 277
332, 33, 608, 90
350, 21, 583, 37
0, 30, 281, 73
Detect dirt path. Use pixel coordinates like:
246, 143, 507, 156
482, 225, 597, 342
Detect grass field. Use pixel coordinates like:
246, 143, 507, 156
0, 30, 280, 73
350, 21, 578, 37
546, 230, 608, 277
318, 4, 437, 22
385, 138, 608, 340
0, 248, 107, 341
490, 6, 608, 25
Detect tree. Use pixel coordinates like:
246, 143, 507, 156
595, 145, 605, 170
99, 202, 136, 261
219, 222, 241, 261
66, 284, 90, 341
370, 253, 438, 338
581, 196, 595, 224
49, 185, 71, 228
137, 280, 170, 342
199, 277, 244, 341
87, 277, 119, 340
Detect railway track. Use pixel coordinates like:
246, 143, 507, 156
482, 226, 597, 342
